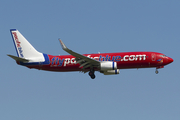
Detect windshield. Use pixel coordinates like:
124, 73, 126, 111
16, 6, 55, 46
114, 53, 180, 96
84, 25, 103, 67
160, 55, 167, 57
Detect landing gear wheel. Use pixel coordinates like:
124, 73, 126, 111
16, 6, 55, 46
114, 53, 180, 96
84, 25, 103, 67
155, 69, 159, 74
89, 70, 95, 79
91, 74, 95, 79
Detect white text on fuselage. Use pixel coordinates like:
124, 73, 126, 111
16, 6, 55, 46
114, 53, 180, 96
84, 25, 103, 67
50, 54, 146, 67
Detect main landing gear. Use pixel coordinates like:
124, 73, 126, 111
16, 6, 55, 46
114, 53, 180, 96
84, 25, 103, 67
89, 69, 95, 79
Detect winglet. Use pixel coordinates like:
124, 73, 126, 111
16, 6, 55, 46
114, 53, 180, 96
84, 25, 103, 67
59, 39, 67, 50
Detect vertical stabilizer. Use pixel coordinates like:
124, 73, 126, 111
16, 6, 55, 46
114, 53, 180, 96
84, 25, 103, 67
10, 29, 45, 62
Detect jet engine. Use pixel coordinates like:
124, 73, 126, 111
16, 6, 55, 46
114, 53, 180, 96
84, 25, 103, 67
103, 69, 120, 75
100, 61, 117, 71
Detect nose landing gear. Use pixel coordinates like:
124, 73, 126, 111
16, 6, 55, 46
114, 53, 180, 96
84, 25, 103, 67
155, 69, 159, 74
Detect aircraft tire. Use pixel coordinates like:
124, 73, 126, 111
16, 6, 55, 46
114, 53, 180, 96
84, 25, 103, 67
89, 71, 95, 79
155, 70, 159, 74
91, 74, 95, 79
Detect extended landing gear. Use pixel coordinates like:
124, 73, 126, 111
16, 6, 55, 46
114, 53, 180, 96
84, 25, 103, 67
89, 69, 95, 79
155, 69, 159, 74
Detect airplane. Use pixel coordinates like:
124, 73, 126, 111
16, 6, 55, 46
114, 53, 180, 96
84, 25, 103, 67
8, 29, 173, 79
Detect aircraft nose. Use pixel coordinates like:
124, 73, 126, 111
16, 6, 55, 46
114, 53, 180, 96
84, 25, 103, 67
168, 57, 173, 63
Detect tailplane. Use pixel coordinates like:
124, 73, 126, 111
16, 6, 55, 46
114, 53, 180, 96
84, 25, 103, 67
9, 29, 45, 62
7, 54, 29, 62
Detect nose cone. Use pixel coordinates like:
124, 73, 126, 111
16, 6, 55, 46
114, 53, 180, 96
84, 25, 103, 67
168, 57, 173, 64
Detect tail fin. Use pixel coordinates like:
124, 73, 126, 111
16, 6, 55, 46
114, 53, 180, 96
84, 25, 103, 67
9, 29, 44, 62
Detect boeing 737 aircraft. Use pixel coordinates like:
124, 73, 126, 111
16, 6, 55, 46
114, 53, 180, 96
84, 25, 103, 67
8, 29, 173, 79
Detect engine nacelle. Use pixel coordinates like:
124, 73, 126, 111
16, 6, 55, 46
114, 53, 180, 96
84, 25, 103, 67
100, 61, 117, 71
103, 69, 120, 75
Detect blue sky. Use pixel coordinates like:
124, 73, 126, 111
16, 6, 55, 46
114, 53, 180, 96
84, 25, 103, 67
0, 0, 180, 120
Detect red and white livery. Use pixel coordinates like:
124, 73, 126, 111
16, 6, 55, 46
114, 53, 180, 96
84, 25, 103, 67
8, 29, 173, 79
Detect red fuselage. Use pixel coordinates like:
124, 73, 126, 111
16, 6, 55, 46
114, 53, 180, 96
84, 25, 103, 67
9, 29, 173, 79
20, 51, 173, 72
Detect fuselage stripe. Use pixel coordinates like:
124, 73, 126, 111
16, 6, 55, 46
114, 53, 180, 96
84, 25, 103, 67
112, 62, 114, 70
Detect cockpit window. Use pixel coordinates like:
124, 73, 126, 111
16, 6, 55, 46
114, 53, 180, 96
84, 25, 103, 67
160, 55, 167, 57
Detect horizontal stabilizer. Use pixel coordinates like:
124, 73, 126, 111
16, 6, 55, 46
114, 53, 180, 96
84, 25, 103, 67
7, 54, 29, 62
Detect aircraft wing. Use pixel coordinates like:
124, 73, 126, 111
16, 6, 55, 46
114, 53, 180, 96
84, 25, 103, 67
59, 39, 100, 69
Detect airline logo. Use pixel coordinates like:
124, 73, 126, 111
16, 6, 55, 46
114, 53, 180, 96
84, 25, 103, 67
50, 54, 147, 67
157, 59, 163, 63
12, 32, 24, 57
50, 57, 64, 67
